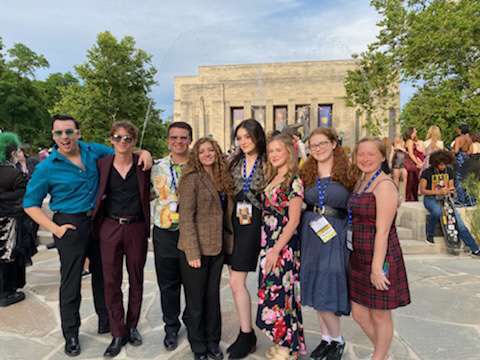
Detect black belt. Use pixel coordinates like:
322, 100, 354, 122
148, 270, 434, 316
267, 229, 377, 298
106, 214, 143, 225
305, 204, 347, 219
55, 211, 93, 218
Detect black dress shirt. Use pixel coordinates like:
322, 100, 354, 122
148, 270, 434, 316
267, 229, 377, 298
104, 165, 143, 218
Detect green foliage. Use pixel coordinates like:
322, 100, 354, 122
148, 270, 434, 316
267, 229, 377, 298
54, 31, 168, 157
345, 0, 480, 137
34, 72, 79, 111
7, 43, 49, 78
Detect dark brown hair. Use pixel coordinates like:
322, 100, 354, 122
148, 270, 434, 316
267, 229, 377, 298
168, 121, 193, 139
110, 120, 139, 139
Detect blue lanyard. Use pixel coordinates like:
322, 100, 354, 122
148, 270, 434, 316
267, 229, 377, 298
170, 162, 178, 192
348, 168, 382, 225
316, 178, 330, 213
242, 157, 259, 194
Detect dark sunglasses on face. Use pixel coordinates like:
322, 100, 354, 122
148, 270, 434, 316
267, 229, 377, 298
111, 134, 134, 144
52, 129, 77, 138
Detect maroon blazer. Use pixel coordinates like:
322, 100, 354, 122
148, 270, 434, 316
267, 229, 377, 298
93, 154, 151, 235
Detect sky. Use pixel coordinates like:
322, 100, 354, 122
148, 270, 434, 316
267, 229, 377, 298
0, 0, 416, 117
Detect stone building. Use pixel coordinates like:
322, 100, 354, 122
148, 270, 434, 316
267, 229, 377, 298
173, 60, 400, 150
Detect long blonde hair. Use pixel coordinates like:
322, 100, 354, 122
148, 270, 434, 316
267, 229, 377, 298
426, 125, 442, 150
264, 133, 299, 190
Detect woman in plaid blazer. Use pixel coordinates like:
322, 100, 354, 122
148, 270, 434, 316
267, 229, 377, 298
348, 137, 410, 360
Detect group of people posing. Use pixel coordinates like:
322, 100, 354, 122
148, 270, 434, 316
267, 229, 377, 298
0, 116, 413, 360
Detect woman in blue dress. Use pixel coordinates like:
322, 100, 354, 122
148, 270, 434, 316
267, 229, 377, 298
299, 128, 356, 360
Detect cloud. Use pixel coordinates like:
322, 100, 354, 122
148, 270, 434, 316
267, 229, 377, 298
0, 0, 390, 116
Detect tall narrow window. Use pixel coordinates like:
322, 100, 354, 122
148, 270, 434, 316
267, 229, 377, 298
231, 107, 244, 142
295, 105, 310, 137
251, 106, 266, 128
318, 104, 333, 128
274, 106, 288, 131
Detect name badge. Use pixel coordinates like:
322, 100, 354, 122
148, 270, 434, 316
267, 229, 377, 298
236, 201, 253, 225
346, 225, 353, 251
309, 216, 337, 243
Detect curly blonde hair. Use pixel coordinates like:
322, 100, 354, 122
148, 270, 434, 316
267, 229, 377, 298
300, 128, 357, 190
264, 133, 299, 190
182, 137, 234, 195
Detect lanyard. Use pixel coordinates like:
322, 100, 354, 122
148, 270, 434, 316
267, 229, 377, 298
316, 178, 330, 214
170, 162, 178, 192
348, 168, 382, 225
242, 157, 259, 194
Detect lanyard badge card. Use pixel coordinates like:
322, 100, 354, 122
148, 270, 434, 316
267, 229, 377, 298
309, 179, 337, 243
237, 157, 258, 225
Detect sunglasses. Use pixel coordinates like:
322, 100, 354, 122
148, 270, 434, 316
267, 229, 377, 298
112, 134, 134, 144
52, 129, 77, 138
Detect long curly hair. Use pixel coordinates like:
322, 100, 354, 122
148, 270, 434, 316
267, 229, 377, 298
0, 132, 21, 163
181, 137, 234, 195
264, 133, 299, 190
300, 128, 356, 190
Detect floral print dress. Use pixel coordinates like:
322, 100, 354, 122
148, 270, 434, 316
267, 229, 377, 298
256, 176, 306, 357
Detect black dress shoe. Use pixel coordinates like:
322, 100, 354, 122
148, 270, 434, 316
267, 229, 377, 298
104, 336, 128, 357
194, 353, 208, 360
163, 332, 178, 351
64, 336, 81, 357
129, 328, 143, 346
0, 291, 25, 307
207, 343, 224, 360
325, 341, 346, 360
310, 340, 330, 360
98, 320, 110, 334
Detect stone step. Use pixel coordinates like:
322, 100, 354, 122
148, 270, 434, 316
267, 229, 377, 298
400, 237, 447, 255
396, 226, 413, 241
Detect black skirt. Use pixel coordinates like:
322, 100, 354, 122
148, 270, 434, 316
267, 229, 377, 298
225, 192, 262, 272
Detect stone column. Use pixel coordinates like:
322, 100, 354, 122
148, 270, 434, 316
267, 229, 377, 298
266, 100, 274, 133
288, 100, 295, 125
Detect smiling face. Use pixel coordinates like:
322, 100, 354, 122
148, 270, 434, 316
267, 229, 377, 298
356, 140, 385, 174
168, 127, 191, 157
236, 127, 256, 155
268, 139, 289, 170
52, 120, 80, 156
110, 127, 136, 155
198, 141, 217, 168
309, 133, 336, 163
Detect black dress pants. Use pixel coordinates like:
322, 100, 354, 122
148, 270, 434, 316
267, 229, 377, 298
53, 213, 108, 339
179, 251, 224, 354
153, 226, 182, 335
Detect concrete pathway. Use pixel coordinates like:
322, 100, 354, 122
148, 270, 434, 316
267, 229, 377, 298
0, 250, 479, 360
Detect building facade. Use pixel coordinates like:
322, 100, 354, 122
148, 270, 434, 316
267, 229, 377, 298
173, 60, 400, 150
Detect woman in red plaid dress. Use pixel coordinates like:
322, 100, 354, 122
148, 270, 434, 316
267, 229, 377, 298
348, 137, 410, 360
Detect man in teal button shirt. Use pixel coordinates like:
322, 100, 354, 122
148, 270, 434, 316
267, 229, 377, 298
24, 115, 152, 357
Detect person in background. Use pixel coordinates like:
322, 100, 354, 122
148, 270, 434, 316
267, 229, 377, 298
349, 137, 410, 360
93, 121, 151, 357
299, 128, 356, 360
469, 132, 480, 156
151, 121, 192, 351
0, 133, 32, 307
403, 127, 424, 201
453, 124, 475, 206
381, 138, 391, 175
23, 114, 152, 357
256, 133, 305, 360
13, 145, 39, 179
419, 150, 480, 256
422, 125, 444, 172
178, 137, 234, 360
389, 136, 408, 201
226, 119, 266, 359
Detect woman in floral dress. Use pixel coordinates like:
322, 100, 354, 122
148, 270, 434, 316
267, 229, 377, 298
256, 133, 305, 360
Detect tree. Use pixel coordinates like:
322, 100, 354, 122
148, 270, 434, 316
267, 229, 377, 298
34, 72, 79, 111
54, 31, 168, 156
345, 0, 480, 136
7, 43, 49, 79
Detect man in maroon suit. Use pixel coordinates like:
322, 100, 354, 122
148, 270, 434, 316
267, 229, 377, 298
93, 121, 151, 357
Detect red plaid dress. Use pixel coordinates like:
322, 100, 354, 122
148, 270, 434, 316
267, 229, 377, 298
348, 190, 411, 310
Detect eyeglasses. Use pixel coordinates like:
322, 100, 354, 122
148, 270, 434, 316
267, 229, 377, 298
111, 134, 134, 144
168, 136, 189, 142
52, 129, 77, 138
309, 140, 331, 150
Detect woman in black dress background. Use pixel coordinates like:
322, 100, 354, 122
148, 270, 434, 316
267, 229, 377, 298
225, 119, 266, 359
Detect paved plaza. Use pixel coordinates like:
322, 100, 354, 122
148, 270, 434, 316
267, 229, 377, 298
0, 249, 479, 360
